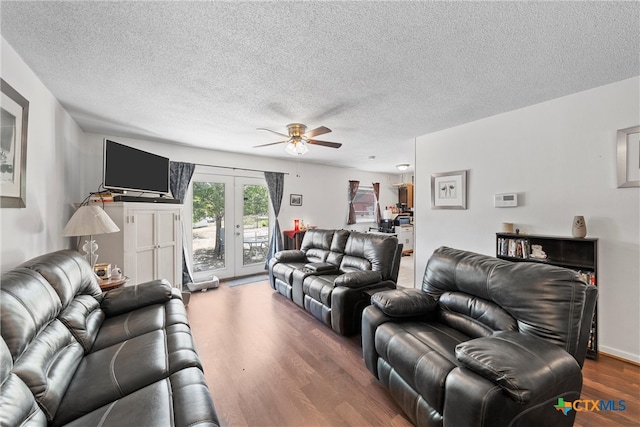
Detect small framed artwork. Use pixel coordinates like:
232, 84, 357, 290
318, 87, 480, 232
290, 194, 302, 206
1, 79, 29, 208
617, 126, 640, 188
431, 170, 468, 209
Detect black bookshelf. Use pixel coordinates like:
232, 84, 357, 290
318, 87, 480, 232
496, 233, 598, 359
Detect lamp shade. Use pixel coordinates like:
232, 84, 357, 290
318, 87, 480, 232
62, 205, 120, 237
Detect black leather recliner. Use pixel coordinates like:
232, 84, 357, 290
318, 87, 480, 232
362, 246, 597, 427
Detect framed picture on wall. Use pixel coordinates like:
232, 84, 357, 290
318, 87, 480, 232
617, 126, 640, 188
0, 79, 29, 208
431, 170, 468, 209
290, 194, 302, 206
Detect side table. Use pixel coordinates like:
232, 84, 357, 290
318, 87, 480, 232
99, 276, 129, 291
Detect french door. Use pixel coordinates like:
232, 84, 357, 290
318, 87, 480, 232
188, 173, 270, 281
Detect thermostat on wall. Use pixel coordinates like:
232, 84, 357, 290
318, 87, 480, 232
495, 193, 518, 207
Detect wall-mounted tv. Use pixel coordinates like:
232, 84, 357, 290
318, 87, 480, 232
103, 139, 170, 195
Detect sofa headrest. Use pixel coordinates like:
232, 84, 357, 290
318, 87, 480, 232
300, 229, 334, 251
422, 246, 597, 358
19, 250, 102, 307
0, 268, 62, 360
343, 232, 399, 279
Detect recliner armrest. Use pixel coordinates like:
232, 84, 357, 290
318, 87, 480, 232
101, 279, 174, 317
334, 270, 382, 288
455, 331, 582, 404
371, 288, 438, 317
274, 250, 307, 262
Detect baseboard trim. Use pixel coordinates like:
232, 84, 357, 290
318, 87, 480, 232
599, 350, 640, 366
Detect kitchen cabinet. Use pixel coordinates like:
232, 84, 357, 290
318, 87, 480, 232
396, 226, 413, 254
94, 202, 183, 289
398, 184, 414, 209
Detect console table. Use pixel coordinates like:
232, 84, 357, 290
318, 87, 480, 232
283, 230, 305, 250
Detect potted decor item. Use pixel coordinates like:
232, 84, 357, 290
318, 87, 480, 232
572, 215, 587, 238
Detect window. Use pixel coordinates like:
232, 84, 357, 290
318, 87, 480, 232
353, 186, 376, 223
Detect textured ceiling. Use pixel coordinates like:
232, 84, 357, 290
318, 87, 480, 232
1, 1, 639, 173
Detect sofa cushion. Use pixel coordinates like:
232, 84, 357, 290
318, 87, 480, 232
303, 275, 337, 307
54, 324, 202, 425
19, 250, 102, 308
342, 232, 398, 279
300, 229, 334, 252
271, 260, 307, 285
11, 320, 85, 421
375, 321, 470, 413
0, 268, 62, 360
58, 294, 105, 352
0, 339, 48, 427
371, 288, 437, 317
91, 299, 189, 352
438, 291, 518, 338
455, 331, 582, 404
330, 230, 350, 252
305, 248, 331, 263
60, 367, 218, 427
100, 280, 174, 317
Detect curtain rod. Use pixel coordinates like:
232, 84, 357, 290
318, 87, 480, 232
193, 163, 289, 175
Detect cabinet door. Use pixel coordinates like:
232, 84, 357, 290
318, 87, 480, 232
397, 227, 414, 252
156, 209, 181, 286
131, 210, 157, 284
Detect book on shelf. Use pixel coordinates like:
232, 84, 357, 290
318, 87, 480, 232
497, 237, 530, 259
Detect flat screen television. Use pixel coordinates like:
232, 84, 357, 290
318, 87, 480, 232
103, 139, 170, 195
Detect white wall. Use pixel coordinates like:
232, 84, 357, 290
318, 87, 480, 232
415, 77, 640, 362
0, 38, 88, 271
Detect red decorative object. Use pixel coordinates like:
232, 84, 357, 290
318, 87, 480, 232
294, 219, 300, 231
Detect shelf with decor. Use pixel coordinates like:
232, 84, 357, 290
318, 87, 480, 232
495, 232, 598, 359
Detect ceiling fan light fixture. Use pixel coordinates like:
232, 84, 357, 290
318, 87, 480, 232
396, 163, 410, 171
284, 138, 309, 156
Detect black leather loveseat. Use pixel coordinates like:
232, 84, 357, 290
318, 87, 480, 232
362, 246, 597, 427
0, 250, 218, 427
269, 229, 402, 335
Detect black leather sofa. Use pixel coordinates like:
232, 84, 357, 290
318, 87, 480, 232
0, 250, 218, 427
362, 246, 598, 427
269, 229, 402, 335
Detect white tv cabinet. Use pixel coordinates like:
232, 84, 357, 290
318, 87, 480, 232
93, 202, 183, 289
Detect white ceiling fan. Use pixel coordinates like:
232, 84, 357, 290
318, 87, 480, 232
254, 123, 342, 155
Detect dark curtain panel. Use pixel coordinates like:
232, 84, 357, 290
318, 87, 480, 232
170, 161, 196, 286
372, 182, 381, 225
264, 171, 284, 268
347, 180, 360, 225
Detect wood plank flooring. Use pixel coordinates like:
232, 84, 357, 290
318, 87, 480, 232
187, 268, 639, 426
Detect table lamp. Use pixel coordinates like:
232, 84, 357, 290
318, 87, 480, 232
62, 205, 120, 266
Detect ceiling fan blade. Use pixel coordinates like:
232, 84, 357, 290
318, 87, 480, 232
257, 128, 290, 138
304, 126, 332, 138
253, 140, 287, 148
308, 139, 342, 149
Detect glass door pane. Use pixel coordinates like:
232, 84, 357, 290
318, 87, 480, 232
191, 178, 230, 280
235, 177, 270, 275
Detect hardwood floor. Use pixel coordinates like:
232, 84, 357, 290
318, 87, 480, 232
187, 271, 639, 426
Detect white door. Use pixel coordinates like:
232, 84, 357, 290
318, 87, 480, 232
189, 173, 270, 280
233, 177, 270, 276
